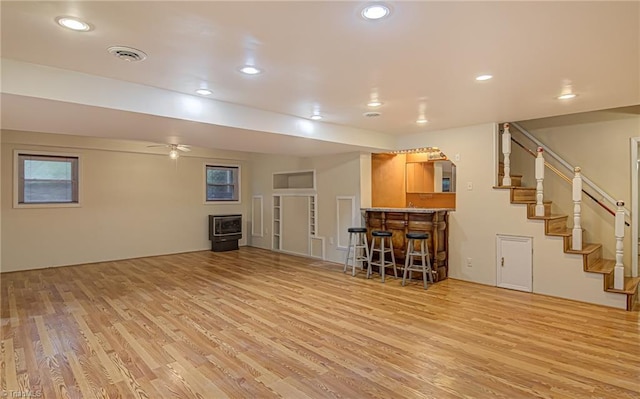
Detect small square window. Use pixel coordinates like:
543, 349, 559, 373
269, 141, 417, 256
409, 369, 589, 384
15, 152, 79, 206
206, 165, 240, 202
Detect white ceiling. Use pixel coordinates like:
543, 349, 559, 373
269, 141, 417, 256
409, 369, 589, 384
1, 1, 639, 155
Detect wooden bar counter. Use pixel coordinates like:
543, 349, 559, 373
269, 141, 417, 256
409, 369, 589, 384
362, 207, 451, 281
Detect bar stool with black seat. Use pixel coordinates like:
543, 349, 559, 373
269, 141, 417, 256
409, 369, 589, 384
367, 230, 397, 282
402, 232, 434, 289
343, 227, 370, 276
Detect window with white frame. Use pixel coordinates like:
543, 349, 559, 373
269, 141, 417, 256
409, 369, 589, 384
205, 164, 240, 202
16, 152, 79, 205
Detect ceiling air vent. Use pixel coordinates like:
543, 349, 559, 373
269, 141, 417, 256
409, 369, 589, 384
363, 111, 381, 118
107, 46, 147, 62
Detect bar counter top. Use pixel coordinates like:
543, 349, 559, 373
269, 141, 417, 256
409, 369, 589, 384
361, 207, 454, 213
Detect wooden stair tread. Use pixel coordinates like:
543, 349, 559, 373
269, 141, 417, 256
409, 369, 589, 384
547, 228, 572, 237
494, 185, 517, 189
528, 214, 567, 220
565, 243, 601, 255
498, 173, 523, 178
606, 276, 640, 295
586, 259, 615, 274
513, 187, 536, 191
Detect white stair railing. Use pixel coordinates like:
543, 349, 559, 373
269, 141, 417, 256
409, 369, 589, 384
572, 167, 583, 251
615, 201, 625, 290
535, 147, 545, 217
501, 123, 512, 186
511, 122, 631, 218
510, 121, 635, 279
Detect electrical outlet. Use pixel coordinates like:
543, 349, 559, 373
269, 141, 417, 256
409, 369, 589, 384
455, 153, 461, 162
466, 257, 472, 267
467, 181, 473, 191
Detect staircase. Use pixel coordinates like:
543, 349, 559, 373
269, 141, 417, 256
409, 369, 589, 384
495, 168, 640, 311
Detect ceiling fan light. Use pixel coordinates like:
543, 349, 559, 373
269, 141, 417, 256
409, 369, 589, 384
168, 149, 180, 159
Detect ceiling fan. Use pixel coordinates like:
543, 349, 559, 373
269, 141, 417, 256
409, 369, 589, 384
148, 143, 191, 159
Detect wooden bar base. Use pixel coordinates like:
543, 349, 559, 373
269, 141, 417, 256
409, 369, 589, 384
362, 208, 450, 282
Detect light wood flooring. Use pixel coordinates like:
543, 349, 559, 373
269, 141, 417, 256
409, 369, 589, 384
1, 247, 639, 398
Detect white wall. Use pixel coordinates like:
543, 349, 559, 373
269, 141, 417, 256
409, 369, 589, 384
248, 152, 364, 264
1, 130, 252, 272
399, 123, 626, 309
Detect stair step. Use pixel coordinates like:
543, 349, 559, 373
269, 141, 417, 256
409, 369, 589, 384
606, 276, 640, 295
529, 213, 566, 221
565, 242, 601, 255
586, 259, 615, 274
510, 187, 536, 203
498, 174, 523, 187
527, 201, 553, 218
547, 227, 572, 237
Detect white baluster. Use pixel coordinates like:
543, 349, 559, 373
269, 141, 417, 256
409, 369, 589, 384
535, 147, 545, 217
614, 200, 625, 290
502, 123, 512, 186
572, 167, 582, 251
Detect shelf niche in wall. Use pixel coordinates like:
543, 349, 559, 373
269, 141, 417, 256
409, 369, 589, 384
273, 170, 315, 190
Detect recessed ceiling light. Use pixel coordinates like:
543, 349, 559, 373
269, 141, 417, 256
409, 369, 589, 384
476, 74, 493, 81
107, 46, 147, 62
416, 118, 428, 125
310, 114, 323, 121
557, 93, 577, 100
195, 88, 212, 96
367, 100, 383, 107
56, 16, 92, 31
239, 65, 262, 75
361, 4, 391, 20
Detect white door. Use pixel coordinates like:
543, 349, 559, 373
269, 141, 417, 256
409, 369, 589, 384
496, 235, 532, 292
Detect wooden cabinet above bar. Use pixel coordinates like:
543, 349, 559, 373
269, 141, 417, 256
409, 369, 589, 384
362, 208, 450, 281
371, 153, 456, 210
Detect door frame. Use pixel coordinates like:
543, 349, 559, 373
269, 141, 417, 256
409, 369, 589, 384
631, 137, 640, 278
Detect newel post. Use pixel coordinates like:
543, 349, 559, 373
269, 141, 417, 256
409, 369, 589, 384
572, 167, 583, 251
614, 201, 625, 290
535, 147, 545, 217
502, 123, 512, 186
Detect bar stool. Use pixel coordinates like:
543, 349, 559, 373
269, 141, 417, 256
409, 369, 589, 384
402, 232, 434, 289
343, 227, 370, 276
367, 230, 397, 282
